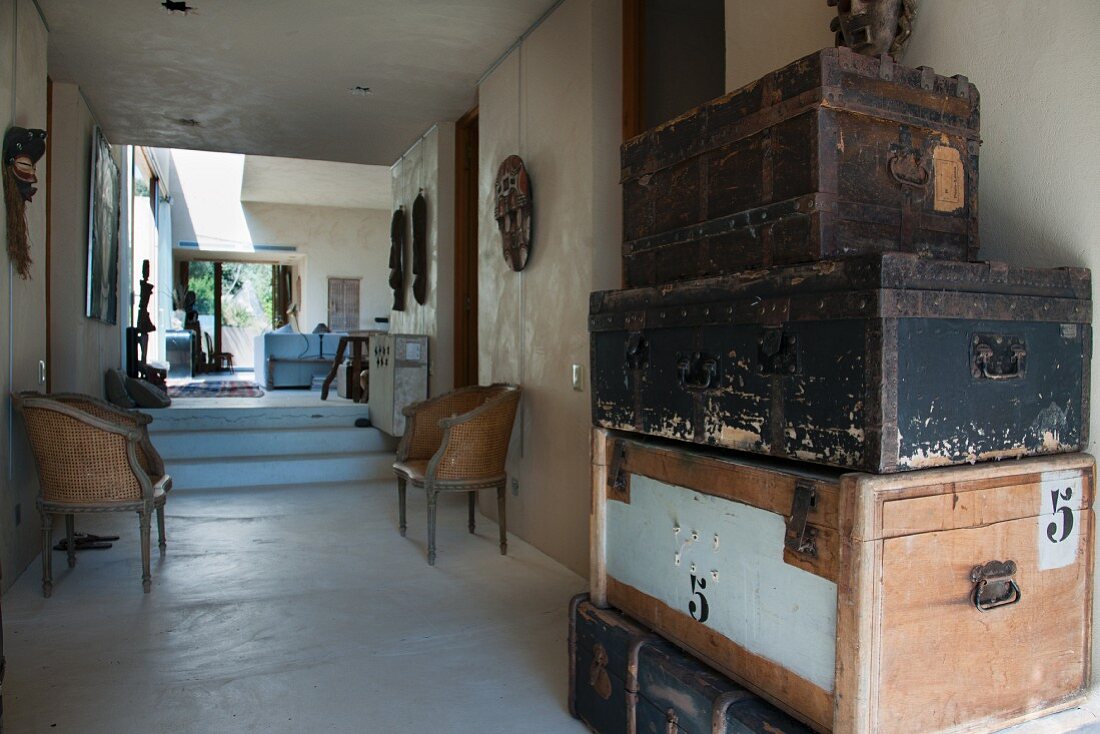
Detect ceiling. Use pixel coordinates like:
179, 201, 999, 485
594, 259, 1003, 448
240, 155, 392, 209
39, 0, 553, 165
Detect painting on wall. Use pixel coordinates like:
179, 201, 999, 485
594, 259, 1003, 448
86, 126, 120, 323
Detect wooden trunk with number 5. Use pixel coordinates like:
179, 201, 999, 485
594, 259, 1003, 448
590, 429, 1095, 734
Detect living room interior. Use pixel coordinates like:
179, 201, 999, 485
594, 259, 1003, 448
1, 0, 1098, 732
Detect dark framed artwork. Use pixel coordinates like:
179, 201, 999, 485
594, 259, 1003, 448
85, 126, 120, 323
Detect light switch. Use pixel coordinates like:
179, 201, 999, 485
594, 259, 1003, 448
571, 363, 583, 391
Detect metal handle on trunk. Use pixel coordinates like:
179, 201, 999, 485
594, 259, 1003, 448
888, 150, 931, 189
971, 334, 1027, 381
676, 353, 719, 391
970, 560, 1021, 612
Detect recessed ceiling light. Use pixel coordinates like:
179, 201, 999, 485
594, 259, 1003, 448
349, 86, 373, 97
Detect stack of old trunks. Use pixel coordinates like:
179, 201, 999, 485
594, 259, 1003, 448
573, 47, 1095, 734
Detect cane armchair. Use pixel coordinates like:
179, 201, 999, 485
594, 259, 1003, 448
13, 392, 172, 596
393, 384, 521, 565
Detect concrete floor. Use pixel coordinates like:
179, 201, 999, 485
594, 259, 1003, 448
3, 482, 589, 733
4, 481, 1098, 734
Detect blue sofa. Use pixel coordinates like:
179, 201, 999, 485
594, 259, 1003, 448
254, 329, 347, 388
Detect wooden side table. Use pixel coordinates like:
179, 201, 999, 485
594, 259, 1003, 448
320, 331, 384, 401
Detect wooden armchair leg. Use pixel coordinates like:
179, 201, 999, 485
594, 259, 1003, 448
397, 478, 407, 537
40, 511, 53, 598
65, 514, 77, 568
157, 503, 167, 553
497, 486, 508, 556
426, 488, 438, 566
139, 510, 152, 593
468, 492, 476, 534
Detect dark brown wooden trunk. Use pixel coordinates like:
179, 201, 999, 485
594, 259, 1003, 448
590, 254, 1091, 473
621, 48, 980, 288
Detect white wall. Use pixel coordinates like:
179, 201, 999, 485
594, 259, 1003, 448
725, 0, 1100, 671
168, 149, 393, 331
0, 0, 49, 589
48, 82, 123, 395
390, 124, 456, 396
477, 0, 622, 577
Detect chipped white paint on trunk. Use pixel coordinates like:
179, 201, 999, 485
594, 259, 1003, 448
605, 475, 838, 691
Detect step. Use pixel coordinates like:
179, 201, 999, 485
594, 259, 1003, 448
148, 403, 371, 433
165, 451, 396, 490
152, 426, 396, 461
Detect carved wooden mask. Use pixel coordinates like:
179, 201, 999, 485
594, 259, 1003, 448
494, 155, 532, 272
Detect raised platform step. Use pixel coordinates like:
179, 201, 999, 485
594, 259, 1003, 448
147, 401, 396, 491
165, 451, 396, 491
153, 425, 395, 461
148, 403, 371, 433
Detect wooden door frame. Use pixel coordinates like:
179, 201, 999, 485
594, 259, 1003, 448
45, 77, 53, 391
454, 106, 479, 388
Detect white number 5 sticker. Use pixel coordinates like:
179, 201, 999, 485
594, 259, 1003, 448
1037, 474, 1083, 571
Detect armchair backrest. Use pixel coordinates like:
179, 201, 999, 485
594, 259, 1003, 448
398, 384, 514, 462
13, 392, 155, 504
430, 384, 522, 482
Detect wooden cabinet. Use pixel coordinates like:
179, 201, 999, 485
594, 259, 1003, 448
590, 429, 1094, 733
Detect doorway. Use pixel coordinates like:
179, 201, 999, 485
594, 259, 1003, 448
622, 0, 726, 139
454, 107, 479, 388
184, 260, 276, 370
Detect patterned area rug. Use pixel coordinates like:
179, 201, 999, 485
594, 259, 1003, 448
167, 380, 265, 398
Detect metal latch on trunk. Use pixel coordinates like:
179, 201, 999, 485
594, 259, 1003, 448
757, 328, 799, 376
607, 439, 629, 499
784, 482, 818, 557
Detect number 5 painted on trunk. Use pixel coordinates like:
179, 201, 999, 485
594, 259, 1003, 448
1047, 487, 1074, 544
688, 574, 709, 622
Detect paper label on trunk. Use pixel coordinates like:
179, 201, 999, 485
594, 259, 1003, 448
1037, 470, 1084, 571
933, 145, 965, 212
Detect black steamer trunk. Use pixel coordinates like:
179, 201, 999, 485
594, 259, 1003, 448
590, 254, 1091, 473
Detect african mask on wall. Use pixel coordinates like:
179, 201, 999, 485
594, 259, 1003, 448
3, 126, 47, 279
494, 155, 532, 272
827, 0, 916, 59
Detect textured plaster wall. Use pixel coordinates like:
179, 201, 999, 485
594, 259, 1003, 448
168, 150, 392, 332
477, 0, 621, 577
390, 124, 456, 396
242, 203, 392, 332
726, 0, 1100, 671
0, 0, 48, 589
48, 82, 122, 395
